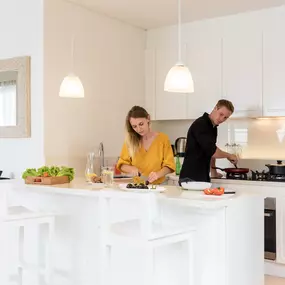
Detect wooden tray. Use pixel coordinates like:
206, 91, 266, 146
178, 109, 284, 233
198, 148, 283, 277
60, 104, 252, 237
25, 176, 69, 185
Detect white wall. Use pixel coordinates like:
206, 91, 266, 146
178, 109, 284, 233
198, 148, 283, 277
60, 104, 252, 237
44, 0, 146, 177
0, 0, 44, 178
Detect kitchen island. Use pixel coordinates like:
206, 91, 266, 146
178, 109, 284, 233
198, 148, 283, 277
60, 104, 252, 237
0, 179, 264, 285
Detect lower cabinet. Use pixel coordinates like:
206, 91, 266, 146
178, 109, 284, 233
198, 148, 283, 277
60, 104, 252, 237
276, 196, 285, 264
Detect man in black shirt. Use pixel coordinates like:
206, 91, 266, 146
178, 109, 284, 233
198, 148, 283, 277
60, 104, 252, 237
179, 99, 238, 182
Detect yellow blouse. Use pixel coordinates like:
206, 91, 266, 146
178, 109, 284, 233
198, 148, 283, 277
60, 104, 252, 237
117, 132, 175, 184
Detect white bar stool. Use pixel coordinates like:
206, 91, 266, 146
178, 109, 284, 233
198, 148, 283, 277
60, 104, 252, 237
0, 188, 55, 285
99, 191, 196, 285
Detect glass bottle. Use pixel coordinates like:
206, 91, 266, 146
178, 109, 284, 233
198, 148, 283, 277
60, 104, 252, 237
175, 155, 181, 175
85, 152, 95, 182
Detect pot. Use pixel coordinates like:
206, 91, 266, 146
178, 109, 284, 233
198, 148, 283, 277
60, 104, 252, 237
265, 160, 285, 175
212, 166, 249, 174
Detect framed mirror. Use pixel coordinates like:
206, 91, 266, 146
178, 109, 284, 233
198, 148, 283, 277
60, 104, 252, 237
0, 56, 31, 138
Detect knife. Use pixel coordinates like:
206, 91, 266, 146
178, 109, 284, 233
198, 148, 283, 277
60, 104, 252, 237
138, 173, 150, 185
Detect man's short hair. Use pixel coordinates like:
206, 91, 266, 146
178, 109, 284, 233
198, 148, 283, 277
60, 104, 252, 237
215, 99, 234, 113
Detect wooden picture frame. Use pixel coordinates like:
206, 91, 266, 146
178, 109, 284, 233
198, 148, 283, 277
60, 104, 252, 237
0, 56, 31, 138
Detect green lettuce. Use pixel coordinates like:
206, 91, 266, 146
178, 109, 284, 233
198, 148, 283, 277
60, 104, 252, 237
22, 166, 75, 181
22, 168, 39, 179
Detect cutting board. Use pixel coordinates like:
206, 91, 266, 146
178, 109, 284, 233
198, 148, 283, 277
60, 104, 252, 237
25, 176, 69, 185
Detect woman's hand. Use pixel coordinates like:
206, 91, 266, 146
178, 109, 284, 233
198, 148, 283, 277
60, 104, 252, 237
148, 172, 159, 183
129, 166, 140, 177
120, 165, 140, 176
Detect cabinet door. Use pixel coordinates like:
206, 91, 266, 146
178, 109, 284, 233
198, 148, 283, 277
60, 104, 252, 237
145, 49, 156, 119
276, 197, 285, 264
155, 46, 188, 120
222, 20, 263, 118
263, 8, 285, 116
186, 33, 222, 119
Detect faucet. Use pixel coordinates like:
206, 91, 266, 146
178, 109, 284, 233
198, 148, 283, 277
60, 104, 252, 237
98, 142, 104, 174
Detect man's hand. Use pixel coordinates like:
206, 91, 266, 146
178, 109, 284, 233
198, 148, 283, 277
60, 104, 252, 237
227, 153, 238, 165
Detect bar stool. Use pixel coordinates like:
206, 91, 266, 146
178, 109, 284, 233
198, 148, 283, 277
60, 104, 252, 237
0, 205, 55, 285
99, 191, 196, 285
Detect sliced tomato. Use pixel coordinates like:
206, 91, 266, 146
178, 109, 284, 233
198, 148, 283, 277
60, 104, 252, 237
204, 188, 214, 195
213, 187, 224, 195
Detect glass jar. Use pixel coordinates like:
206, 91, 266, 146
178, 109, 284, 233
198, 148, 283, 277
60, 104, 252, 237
101, 166, 114, 186
85, 152, 96, 182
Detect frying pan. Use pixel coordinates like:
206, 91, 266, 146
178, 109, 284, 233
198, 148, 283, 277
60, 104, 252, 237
212, 167, 249, 174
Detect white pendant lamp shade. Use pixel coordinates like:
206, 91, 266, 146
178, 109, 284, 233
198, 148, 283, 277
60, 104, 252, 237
59, 35, 84, 98
59, 73, 84, 98
164, 63, 194, 93
164, 0, 194, 93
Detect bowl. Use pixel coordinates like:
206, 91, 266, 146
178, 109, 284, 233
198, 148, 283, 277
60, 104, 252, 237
181, 181, 212, 191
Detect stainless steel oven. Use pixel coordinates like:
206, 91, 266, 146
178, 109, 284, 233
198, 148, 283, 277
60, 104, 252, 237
264, 197, 276, 260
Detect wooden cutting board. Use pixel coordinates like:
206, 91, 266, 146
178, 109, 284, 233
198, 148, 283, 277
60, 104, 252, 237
25, 176, 69, 185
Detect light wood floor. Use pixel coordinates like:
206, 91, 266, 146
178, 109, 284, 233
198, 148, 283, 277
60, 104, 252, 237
265, 275, 285, 285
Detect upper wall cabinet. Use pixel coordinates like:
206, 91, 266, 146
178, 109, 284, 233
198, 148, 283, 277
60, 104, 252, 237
185, 23, 222, 119
145, 7, 285, 120
145, 49, 156, 119
263, 7, 285, 117
145, 44, 188, 120
221, 14, 263, 118
155, 46, 188, 120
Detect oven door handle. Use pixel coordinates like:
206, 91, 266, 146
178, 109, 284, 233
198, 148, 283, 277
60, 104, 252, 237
264, 212, 273, 217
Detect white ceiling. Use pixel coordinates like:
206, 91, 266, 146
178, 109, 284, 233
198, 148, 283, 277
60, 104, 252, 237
68, 0, 285, 29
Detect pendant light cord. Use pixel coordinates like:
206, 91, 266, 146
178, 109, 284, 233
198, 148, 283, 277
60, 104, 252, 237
178, 0, 181, 63
71, 34, 75, 72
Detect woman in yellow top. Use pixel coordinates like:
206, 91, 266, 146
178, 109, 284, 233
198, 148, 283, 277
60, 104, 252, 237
117, 106, 175, 184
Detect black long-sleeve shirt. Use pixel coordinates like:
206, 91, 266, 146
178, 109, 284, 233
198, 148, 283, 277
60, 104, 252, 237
179, 113, 217, 182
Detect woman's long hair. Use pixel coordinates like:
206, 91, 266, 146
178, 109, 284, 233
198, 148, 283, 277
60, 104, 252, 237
125, 106, 149, 157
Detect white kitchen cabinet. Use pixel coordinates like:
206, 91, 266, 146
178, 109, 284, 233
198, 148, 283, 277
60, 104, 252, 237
263, 7, 285, 117
276, 196, 285, 264
185, 27, 222, 119
146, 8, 285, 120
145, 49, 156, 119
154, 46, 188, 120
221, 15, 263, 118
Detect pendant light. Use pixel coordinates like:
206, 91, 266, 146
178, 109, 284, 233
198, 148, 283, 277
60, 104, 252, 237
164, 0, 194, 93
59, 35, 84, 98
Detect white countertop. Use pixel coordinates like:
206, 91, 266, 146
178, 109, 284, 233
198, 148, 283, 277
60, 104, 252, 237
2, 178, 259, 209
167, 173, 285, 187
